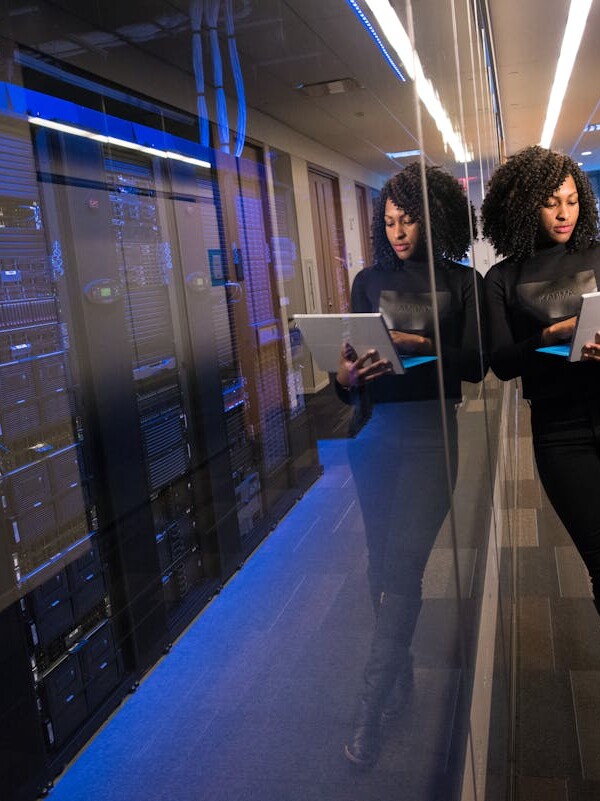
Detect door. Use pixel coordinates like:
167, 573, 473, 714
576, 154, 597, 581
355, 182, 376, 271
308, 168, 349, 313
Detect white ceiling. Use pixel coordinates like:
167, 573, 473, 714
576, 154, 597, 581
489, 0, 600, 169
4, 0, 600, 178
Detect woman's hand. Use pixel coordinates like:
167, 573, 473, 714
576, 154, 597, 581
541, 316, 577, 346
389, 330, 434, 355
336, 342, 393, 389
581, 331, 600, 362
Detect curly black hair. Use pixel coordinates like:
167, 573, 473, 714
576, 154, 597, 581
481, 145, 599, 264
372, 162, 476, 270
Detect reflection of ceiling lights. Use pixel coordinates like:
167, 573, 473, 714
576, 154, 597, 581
346, 0, 406, 82
584, 123, 600, 133
296, 78, 363, 97
540, 0, 593, 148
349, 0, 473, 163
27, 117, 211, 169
386, 149, 420, 158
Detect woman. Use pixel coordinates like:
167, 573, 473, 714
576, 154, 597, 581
336, 162, 484, 767
482, 145, 600, 615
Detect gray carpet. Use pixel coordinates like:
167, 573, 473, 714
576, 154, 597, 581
47, 390, 495, 801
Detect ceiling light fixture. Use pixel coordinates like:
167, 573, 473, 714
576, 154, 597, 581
27, 116, 211, 169
345, 0, 406, 82
581, 150, 592, 155
386, 149, 421, 158
296, 77, 362, 97
350, 0, 472, 163
540, 0, 593, 148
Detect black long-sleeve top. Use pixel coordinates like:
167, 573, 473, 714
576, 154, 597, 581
338, 258, 485, 403
483, 242, 600, 401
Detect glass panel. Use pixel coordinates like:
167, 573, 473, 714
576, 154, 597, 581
0, 2, 511, 801
406, 2, 511, 797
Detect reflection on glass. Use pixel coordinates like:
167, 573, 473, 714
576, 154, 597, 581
0, 1, 510, 800
335, 164, 484, 773
483, 146, 600, 608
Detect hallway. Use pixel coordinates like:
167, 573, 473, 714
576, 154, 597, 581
36, 384, 600, 801
43, 391, 492, 801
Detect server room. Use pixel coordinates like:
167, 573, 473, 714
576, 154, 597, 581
1, 2, 599, 800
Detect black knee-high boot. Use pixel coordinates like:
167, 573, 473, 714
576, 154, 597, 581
381, 650, 414, 723
345, 592, 419, 766
365, 585, 414, 722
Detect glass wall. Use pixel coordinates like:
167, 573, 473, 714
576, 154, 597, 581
0, 2, 516, 800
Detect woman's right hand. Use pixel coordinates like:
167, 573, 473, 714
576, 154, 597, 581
336, 342, 393, 389
541, 316, 577, 346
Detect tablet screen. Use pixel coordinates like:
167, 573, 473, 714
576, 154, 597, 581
293, 313, 405, 374
569, 290, 600, 362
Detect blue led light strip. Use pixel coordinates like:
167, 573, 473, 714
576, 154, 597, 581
345, 0, 406, 82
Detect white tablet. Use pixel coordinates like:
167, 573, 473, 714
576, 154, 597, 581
293, 313, 404, 374
569, 290, 600, 362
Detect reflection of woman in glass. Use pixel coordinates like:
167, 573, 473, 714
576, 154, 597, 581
483, 145, 600, 611
336, 163, 484, 767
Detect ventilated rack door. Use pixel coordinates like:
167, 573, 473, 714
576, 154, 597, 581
235, 153, 289, 480
103, 151, 214, 623
213, 144, 320, 549
167, 163, 246, 571
34, 128, 169, 677
0, 117, 124, 766
199, 168, 263, 541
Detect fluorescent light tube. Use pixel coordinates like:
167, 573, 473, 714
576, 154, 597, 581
540, 0, 593, 148
28, 116, 211, 169
386, 149, 421, 158
361, 0, 473, 162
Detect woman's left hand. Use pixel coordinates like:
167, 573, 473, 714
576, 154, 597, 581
389, 330, 434, 355
581, 332, 600, 361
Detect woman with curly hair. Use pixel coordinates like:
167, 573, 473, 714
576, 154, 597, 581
482, 145, 600, 612
336, 162, 485, 767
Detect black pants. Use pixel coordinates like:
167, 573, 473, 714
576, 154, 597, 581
531, 397, 600, 615
348, 400, 459, 634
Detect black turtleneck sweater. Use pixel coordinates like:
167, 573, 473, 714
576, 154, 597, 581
340, 258, 484, 403
484, 243, 600, 401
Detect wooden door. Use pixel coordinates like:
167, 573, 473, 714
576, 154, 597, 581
355, 182, 375, 270
308, 169, 349, 313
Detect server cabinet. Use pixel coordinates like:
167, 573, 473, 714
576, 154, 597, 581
36, 130, 169, 671
101, 149, 227, 626
214, 143, 320, 555
37, 127, 233, 644
0, 117, 126, 798
0, 603, 47, 801
0, 81, 321, 800
166, 163, 245, 579
265, 149, 321, 490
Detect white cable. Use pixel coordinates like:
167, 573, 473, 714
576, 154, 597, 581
190, 0, 210, 147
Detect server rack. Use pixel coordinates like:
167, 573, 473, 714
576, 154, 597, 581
101, 151, 225, 627
266, 149, 321, 488
1, 77, 321, 799
0, 117, 126, 798
214, 144, 321, 556
166, 162, 249, 574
